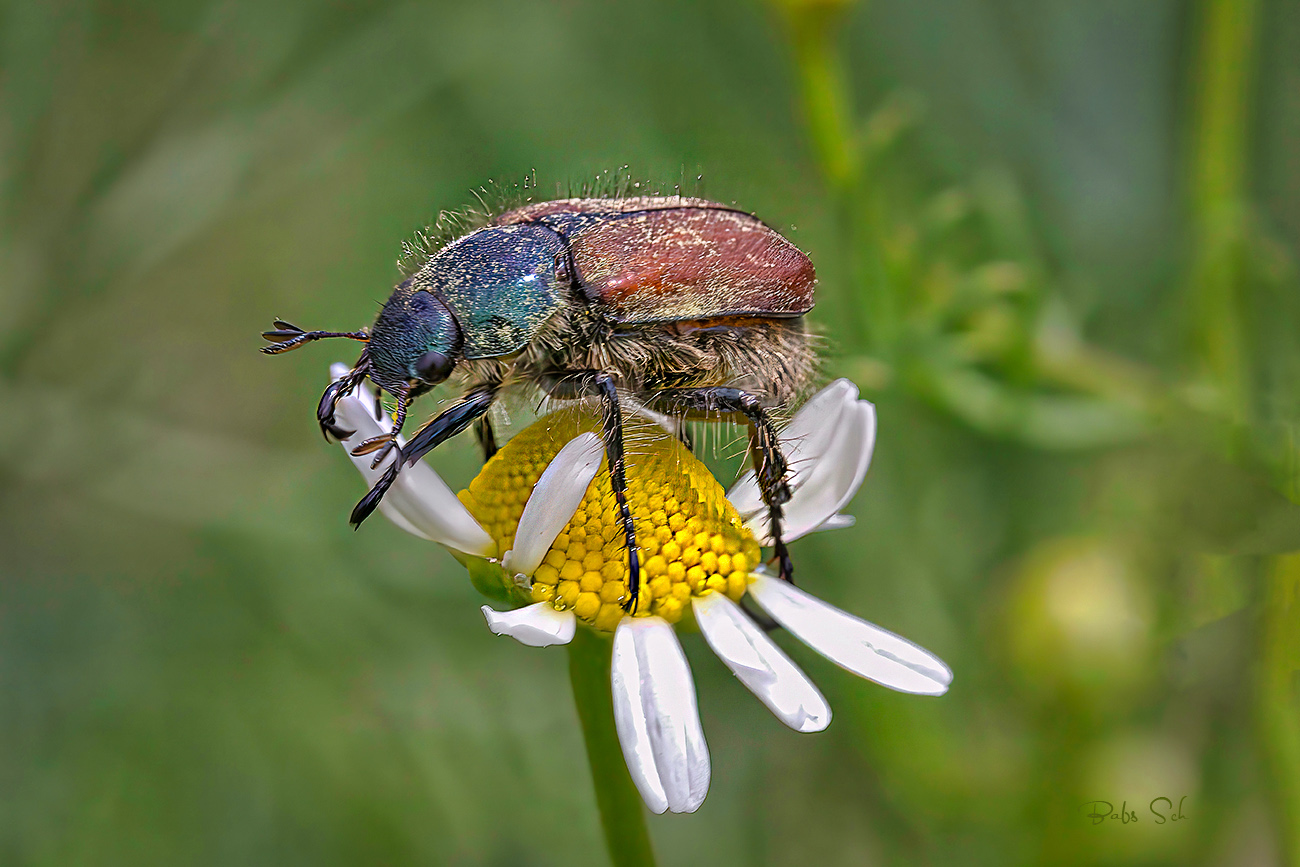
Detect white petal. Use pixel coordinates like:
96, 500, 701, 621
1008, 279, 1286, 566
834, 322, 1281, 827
782, 400, 875, 541
813, 514, 856, 533
745, 400, 876, 544
480, 603, 576, 647
330, 362, 353, 386
728, 382, 868, 532
773, 379, 860, 493
611, 617, 710, 814
749, 572, 952, 695
502, 432, 603, 577
692, 593, 830, 732
331, 383, 494, 556
728, 379, 858, 518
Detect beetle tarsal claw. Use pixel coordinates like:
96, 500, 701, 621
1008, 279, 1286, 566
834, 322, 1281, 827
322, 422, 355, 441
772, 541, 796, 585
368, 441, 398, 469
317, 377, 361, 441
350, 463, 399, 528
350, 433, 394, 457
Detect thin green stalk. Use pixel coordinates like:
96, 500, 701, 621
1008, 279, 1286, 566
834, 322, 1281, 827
782, 2, 859, 191
780, 0, 896, 354
1260, 555, 1300, 865
569, 628, 657, 867
1187, 1, 1300, 859
1187, 0, 1258, 421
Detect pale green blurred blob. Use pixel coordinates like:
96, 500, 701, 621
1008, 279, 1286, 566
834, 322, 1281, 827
1004, 538, 1154, 706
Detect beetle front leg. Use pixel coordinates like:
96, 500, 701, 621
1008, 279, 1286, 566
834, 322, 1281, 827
649, 387, 796, 584
349, 384, 499, 528
543, 371, 643, 614
315, 353, 372, 441
350, 388, 410, 468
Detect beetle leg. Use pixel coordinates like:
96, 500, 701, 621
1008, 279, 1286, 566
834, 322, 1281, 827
592, 374, 642, 614
475, 418, 499, 462
316, 377, 358, 440
351, 387, 409, 469
315, 352, 372, 441
648, 387, 796, 585
349, 384, 500, 528
315, 358, 371, 441
401, 384, 499, 467
542, 371, 643, 614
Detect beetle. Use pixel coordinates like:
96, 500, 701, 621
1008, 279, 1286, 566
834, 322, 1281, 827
263, 195, 817, 612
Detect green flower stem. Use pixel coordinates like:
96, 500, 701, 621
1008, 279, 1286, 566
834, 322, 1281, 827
1188, 0, 1258, 421
780, 0, 896, 354
1260, 555, 1300, 865
1185, 2, 1300, 860
569, 628, 658, 867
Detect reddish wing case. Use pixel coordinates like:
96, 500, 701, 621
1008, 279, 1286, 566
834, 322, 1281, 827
495, 197, 815, 325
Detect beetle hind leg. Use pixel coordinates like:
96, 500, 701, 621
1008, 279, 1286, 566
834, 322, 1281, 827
648, 387, 796, 585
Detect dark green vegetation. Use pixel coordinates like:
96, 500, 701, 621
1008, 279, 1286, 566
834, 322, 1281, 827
2, 0, 1298, 864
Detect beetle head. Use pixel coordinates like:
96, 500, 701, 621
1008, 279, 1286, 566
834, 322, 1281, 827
368, 286, 464, 398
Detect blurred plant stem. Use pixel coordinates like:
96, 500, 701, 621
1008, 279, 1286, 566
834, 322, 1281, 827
1261, 555, 1300, 864
1187, 0, 1300, 859
1188, 0, 1258, 426
778, 0, 892, 351
569, 628, 658, 867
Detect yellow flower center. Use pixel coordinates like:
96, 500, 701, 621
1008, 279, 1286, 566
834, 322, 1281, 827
458, 408, 762, 633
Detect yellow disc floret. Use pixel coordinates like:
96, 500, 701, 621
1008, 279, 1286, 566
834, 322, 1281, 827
458, 408, 762, 632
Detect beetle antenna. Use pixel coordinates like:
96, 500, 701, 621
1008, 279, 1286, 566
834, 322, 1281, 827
261, 320, 369, 354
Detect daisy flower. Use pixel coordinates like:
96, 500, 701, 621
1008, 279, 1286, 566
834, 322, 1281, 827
326, 364, 952, 815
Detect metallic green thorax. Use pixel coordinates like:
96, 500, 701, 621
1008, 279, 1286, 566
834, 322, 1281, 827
412, 223, 565, 359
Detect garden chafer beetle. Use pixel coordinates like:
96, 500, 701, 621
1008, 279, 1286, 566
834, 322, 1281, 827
263, 195, 817, 613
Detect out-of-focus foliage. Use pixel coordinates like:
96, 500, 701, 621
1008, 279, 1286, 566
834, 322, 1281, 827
1, 0, 1298, 865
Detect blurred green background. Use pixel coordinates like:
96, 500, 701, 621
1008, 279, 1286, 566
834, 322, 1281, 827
3, 0, 1299, 864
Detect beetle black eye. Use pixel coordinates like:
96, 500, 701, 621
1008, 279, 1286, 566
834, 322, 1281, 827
415, 350, 454, 384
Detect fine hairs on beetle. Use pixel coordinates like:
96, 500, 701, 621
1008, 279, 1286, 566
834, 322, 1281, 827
263, 172, 819, 614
